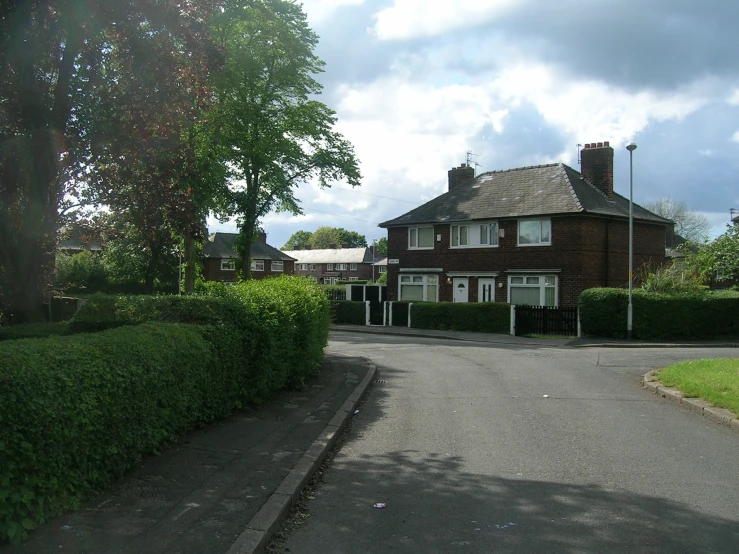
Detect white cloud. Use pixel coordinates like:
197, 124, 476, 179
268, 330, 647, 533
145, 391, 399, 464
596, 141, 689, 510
300, 0, 366, 24
732, 130, 739, 143
728, 89, 739, 105
372, 0, 524, 40
490, 62, 715, 146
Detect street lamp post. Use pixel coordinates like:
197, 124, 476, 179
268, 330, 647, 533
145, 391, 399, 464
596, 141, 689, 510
626, 142, 637, 339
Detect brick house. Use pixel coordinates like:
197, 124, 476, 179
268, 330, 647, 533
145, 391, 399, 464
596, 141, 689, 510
378, 142, 672, 307
202, 232, 295, 282
281, 247, 379, 284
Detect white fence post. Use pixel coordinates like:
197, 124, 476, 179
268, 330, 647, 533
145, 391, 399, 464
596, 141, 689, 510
365, 301, 371, 326
408, 302, 413, 328
577, 308, 582, 338
388, 301, 393, 326
510, 304, 516, 336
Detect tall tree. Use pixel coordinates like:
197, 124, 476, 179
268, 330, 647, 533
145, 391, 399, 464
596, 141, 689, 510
209, 0, 361, 280
336, 228, 367, 248
282, 230, 313, 250
0, 0, 220, 323
309, 226, 342, 249
644, 198, 710, 243
376, 237, 388, 256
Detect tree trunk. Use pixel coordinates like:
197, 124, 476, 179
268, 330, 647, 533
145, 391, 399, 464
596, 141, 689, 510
184, 234, 196, 293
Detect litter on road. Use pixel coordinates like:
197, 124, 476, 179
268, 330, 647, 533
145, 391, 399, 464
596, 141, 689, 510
373, 503, 386, 509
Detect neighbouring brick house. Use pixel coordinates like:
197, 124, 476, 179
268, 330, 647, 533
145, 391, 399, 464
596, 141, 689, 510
202, 232, 295, 282
281, 247, 379, 284
379, 142, 673, 307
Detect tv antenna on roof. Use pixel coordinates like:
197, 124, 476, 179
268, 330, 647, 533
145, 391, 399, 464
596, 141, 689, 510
466, 151, 482, 176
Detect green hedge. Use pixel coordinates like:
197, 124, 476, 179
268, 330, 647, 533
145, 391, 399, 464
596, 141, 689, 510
0, 322, 69, 342
410, 302, 511, 334
331, 300, 366, 325
0, 276, 330, 543
579, 288, 739, 340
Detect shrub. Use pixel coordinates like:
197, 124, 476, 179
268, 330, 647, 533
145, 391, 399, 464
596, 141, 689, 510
639, 264, 703, 293
322, 284, 346, 301
0, 322, 69, 342
0, 323, 214, 543
54, 251, 108, 293
336, 280, 369, 285
579, 287, 739, 339
331, 301, 366, 324
410, 302, 510, 334
0, 276, 332, 543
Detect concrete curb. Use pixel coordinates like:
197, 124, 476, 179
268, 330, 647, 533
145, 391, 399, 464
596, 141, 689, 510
641, 370, 739, 434
577, 342, 739, 349
226, 361, 378, 554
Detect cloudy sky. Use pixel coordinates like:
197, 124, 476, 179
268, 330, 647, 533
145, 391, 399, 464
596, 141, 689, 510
209, 0, 739, 248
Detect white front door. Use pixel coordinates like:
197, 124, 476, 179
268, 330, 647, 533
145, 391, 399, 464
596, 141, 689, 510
478, 278, 496, 302
453, 278, 469, 303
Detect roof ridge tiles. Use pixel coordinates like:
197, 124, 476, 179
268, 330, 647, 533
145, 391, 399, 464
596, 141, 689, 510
477, 162, 559, 178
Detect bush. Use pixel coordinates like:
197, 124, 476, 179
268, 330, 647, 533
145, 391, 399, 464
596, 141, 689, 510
54, 251, 108, 293
0, 276, 332, 543
410, 302, 510, 334
331, 301, 366, 324
0, 322, 69, 342
579, 287, 739, 339
639, 264, 703, 293
322, 284, 346, 301
0, 323, 214, 543
336, 280, 368, 285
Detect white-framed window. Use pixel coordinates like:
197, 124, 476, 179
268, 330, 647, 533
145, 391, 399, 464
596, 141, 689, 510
309, 264, 316, 270
399, 274, 438, 302
251, 260, 264, 271
271, 261, 284, 272
324, 276, 338, 285
326, 263, 334, 270
409, 227, 434, 249
449, 221, 499, 248
508, 275, 557, 306
221, 258, 236, 271
378, 266, 387, 274
348, 277, 359, 281
480, 222, 499, 246
350, 263, 357, 271
336, 263, 348, 270
451, 225, 468, 247
518, 219, 551, 246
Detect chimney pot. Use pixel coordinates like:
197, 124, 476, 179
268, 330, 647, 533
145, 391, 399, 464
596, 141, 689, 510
604, 141, 609, 147
597, 142, 603, 148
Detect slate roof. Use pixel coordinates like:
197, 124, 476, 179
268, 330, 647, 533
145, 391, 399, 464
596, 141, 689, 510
281, 247, 375, 264
379, 163, 671, 227
203, 232, 295, 261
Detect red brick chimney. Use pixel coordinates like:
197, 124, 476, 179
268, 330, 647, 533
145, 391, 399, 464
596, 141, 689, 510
580, 141, 614, 200
448, 163, 476, 192
256, 229, 267, 243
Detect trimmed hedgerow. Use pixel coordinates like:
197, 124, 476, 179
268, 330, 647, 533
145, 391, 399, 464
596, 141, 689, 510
0, 322, 69, 342
579, 288, 739, 340
410, 302, 511, 334
331, 300, 366, 325
0, 276, 331, 544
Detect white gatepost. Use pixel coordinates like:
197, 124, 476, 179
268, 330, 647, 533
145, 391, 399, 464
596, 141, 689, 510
388, 301, 393, 326
577, 308, 582, 338
510, 305, 516, 336
365, 301, 371, 326
408, 302, 413, 328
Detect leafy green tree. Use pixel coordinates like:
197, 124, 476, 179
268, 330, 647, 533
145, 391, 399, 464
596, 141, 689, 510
0, 0, 220, 323
336, 228, 367, 248
209, 0, 361, 279
310, 227, 343, 249
55, 251, 108, 293
283, 230, 313, 250
376, 237, 388, 256
644, 198, 710, 243
683, 224, 739, 285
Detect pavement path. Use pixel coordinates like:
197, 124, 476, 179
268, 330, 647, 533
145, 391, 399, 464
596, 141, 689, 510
278, 331, 739, 553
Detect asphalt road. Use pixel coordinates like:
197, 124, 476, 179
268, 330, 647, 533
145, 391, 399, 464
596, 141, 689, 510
278, 332, 739, 553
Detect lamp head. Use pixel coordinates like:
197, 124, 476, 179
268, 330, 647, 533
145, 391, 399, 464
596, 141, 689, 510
626, 142, 637, 152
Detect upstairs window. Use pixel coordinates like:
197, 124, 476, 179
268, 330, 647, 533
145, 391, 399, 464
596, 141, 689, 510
336, 263, 348, 270
221, 258, 236, 271
451, 225, 468, 247
480, 222, 499, 246
518, 219, 551, 246
350, 263, 358, 271
326, 263, 334, 270
409, 227, 434, 249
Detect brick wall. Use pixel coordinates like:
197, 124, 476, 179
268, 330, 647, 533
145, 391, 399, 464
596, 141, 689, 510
386, 215, 668, 306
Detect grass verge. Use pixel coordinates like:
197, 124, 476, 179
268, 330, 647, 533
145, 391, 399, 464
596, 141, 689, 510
658, 358, 739, 415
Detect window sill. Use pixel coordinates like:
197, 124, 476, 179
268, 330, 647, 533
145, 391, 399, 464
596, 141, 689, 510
449, 245, 499, 249
408, 246, 435, 250
516, 243, 551, 247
